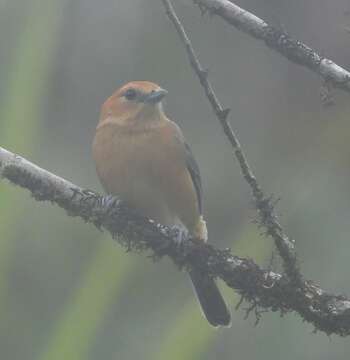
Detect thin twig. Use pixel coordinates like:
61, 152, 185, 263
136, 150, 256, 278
161, 0, 302, 286
193, 0, 350, 94
1, 146, 350, 335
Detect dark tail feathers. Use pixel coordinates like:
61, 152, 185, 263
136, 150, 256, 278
189, 269, 231, 327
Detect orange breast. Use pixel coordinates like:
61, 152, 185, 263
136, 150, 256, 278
93, 120, 200, 231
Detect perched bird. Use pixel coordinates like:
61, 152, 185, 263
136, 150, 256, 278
92, 81, 231, 327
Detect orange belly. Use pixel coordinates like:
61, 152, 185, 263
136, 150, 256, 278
93, 122, 200, 230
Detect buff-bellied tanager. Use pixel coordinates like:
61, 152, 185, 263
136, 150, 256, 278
92, 81, 231, 327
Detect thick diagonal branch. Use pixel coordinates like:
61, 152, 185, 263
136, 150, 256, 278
1, 146, 350, 336
193, 0, 350, 93
161, 0, 301, 286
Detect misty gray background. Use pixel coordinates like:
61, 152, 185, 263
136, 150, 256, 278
1, 0, 350, 359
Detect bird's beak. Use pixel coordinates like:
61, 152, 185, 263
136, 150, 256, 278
144, 88, 168, 104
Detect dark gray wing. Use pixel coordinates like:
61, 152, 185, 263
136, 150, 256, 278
184, 142, 203, 214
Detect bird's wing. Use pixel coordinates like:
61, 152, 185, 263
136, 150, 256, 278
184, 141, 203, 214
169, 120, 203, 215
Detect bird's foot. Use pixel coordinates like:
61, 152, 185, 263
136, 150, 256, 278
171, 225, 189, 248
99, 194, 122, 215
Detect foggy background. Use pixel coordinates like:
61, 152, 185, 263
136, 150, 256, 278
1, 0, 350, 359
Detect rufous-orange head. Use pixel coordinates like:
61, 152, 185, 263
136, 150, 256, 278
99, 81, 168, 126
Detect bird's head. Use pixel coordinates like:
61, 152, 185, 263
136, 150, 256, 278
99, 81, 168, 127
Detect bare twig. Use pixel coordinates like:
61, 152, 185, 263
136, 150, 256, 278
1, 146, 350, 335
161, 0, 302, 286
193, 0, 350, 93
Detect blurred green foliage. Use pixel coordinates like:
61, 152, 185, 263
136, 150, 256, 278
39, 240, 133, 360
1, 0, 350, 359
0, 0, 65, 336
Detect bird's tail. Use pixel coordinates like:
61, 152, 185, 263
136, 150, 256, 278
189, 269, 231, 327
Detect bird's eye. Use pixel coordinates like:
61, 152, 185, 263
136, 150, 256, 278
124, 88, 137, 101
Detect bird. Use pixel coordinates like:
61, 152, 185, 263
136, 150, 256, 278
92, 81, 231, 327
